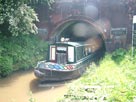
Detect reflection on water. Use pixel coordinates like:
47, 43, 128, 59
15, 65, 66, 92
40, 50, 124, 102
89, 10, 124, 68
0, 70, 68, 102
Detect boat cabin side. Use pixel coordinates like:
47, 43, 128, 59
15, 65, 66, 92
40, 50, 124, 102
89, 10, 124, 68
47, 42, 92, 65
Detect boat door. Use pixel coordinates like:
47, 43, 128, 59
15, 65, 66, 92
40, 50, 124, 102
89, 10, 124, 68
56, 46, 67, 64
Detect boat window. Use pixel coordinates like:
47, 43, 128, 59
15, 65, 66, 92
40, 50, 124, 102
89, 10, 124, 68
88, 48, 91, 53
50, 46, 56, 61
76, 46, 84, 60
85, 47, 88, 56
68, 46, 74, 62
56, 46, 67, 53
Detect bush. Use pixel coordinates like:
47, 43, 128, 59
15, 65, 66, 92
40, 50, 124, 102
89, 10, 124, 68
0, 56, 13, 77
111, 48, 127, 64
0, 34, 48, 77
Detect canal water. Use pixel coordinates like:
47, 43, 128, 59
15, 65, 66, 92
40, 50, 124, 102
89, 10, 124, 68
0, 70, 68, 102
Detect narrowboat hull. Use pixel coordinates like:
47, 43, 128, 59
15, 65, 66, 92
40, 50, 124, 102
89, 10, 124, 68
34, 66, 86, 81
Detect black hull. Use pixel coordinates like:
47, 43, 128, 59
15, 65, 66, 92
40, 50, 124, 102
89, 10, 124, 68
34, 66, 86, 81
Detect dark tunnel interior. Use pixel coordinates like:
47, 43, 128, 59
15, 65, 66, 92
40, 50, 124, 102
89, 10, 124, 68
60, 21, 88, 41
52, 20, 106, 62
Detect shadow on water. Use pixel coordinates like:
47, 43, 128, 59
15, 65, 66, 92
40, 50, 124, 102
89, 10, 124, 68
30, 79, 51, 93
29, 79, 70, 93
0, 77, 16, 87
0, 69, 32, 87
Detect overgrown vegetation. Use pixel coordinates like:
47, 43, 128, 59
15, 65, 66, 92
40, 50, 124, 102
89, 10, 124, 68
0, 0, 39, 36
0, 0, 51, 77
58, 48, 136, 102
0, 35, 48, 77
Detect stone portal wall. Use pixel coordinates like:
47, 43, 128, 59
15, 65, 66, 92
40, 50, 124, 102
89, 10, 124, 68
35, 0, 131, 52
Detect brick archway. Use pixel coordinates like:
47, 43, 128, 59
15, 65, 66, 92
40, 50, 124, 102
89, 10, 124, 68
50, 15, 106, 41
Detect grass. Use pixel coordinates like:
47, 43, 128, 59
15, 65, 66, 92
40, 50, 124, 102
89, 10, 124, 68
58, 48, 136, 102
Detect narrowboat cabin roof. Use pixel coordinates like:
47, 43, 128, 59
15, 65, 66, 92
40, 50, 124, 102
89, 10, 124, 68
51, 41, 88, 47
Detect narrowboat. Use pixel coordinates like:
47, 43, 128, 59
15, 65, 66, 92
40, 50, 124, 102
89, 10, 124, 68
34, 41, 94, 81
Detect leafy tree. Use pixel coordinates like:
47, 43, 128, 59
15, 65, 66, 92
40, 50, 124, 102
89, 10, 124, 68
0, 0, 54, 36
26, 0, 55, 6
0, 0, 38, 36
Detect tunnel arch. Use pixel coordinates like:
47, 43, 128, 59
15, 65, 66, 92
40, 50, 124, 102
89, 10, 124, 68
50, 15, 106, 41
50, 15, 106, 55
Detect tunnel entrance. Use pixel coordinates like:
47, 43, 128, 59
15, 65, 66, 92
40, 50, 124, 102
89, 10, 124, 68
50, 16, 106, 61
